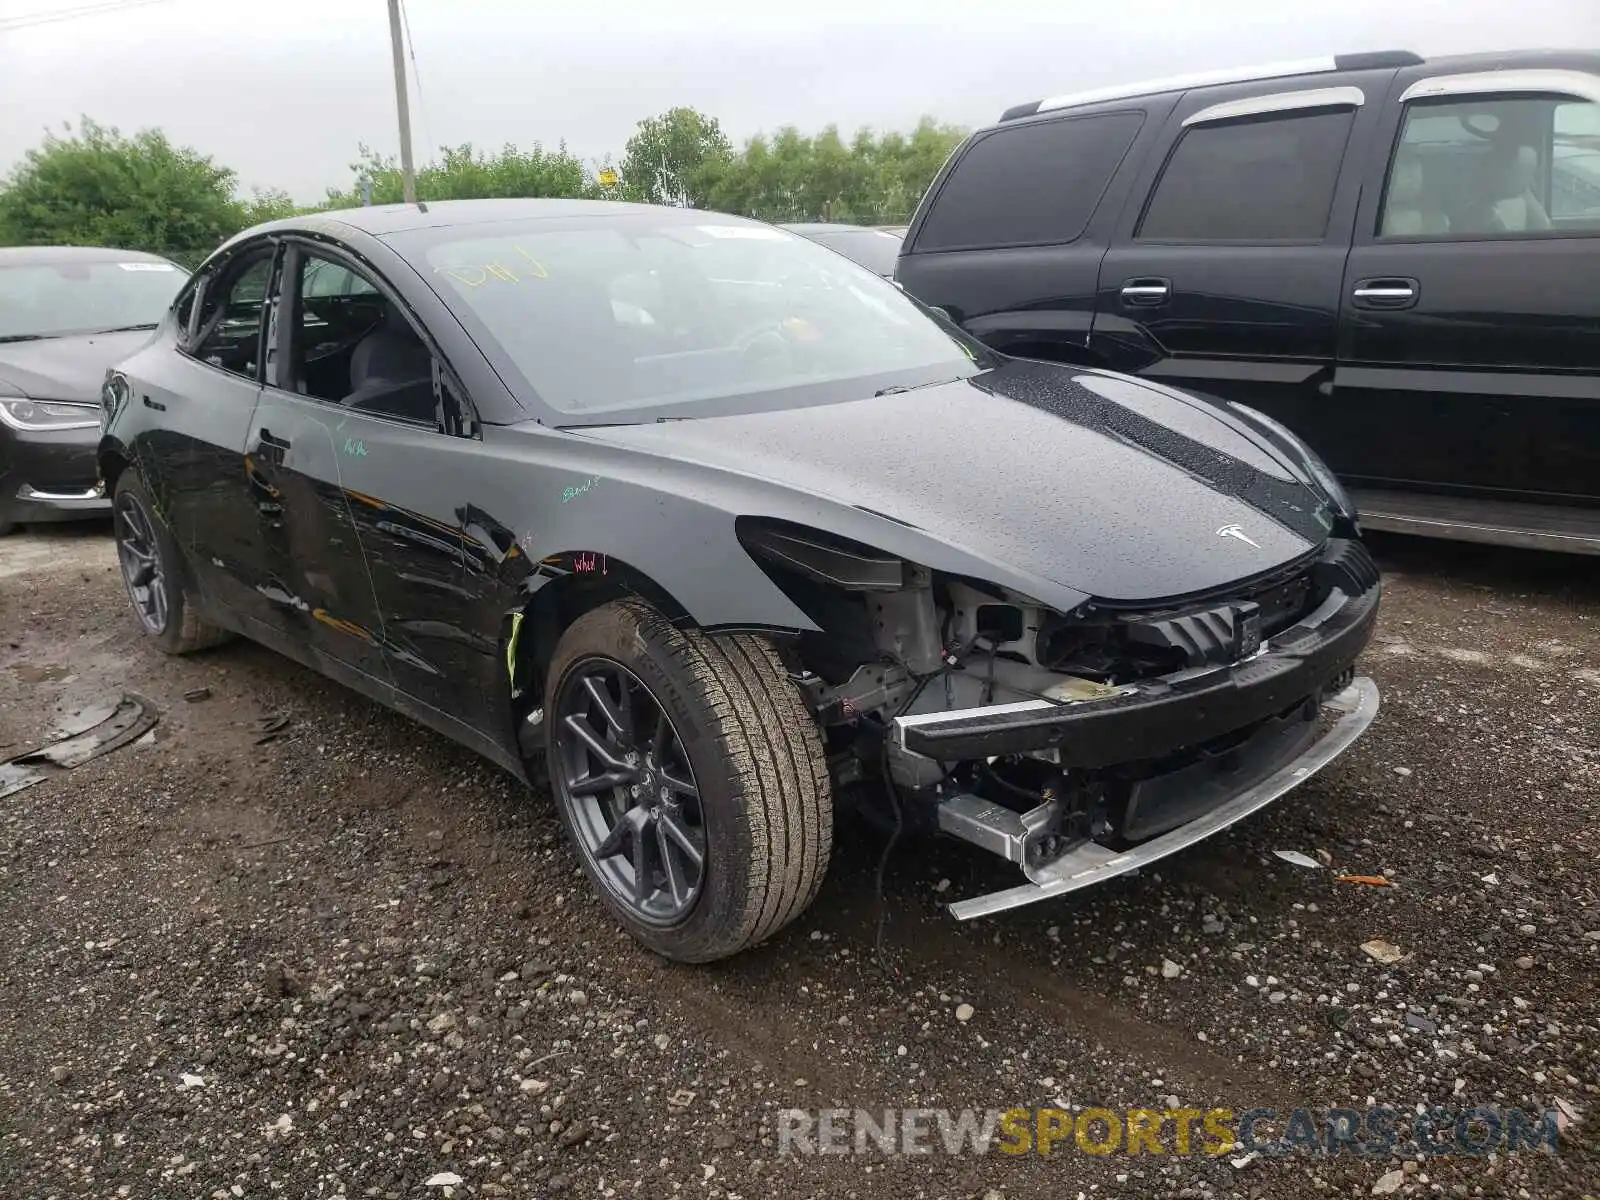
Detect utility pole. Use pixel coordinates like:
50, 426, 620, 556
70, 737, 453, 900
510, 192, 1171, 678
386, 0, 418, 205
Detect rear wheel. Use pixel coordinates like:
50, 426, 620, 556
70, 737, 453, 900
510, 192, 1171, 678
545, 598, 832, 962
113, 470, 232, 655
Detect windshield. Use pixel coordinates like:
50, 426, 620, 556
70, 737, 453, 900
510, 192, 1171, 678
390, 214, 983, 421
800, 228, 902, 276
0, 259, 186, 340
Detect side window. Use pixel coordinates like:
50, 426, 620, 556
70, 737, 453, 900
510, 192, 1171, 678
1138, 109, 1355, 241
1379, 95, 1600, 238
1552, 101, 1600, 222
189, 253, 275, 379
292, 249, 448, 428
914, 112, 1144, 251
303, 257, 380, 299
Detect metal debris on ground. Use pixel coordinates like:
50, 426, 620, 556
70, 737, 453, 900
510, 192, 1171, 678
0, 761, 44, 801
183, 687, 212, 702
0, 694, 158, 798
1273, 850, 1322, 869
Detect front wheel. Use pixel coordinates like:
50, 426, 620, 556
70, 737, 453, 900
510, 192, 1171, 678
545, 599, 833, 962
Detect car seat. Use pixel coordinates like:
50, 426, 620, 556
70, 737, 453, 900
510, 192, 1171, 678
344, 307, 436, 422
1382, 152, 1451, 236
1463, 144, 1551, 234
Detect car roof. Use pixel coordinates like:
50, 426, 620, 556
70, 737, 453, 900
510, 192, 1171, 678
281, 198, 703, 238
997, 48, 1600, 123
0, 245, 176, 265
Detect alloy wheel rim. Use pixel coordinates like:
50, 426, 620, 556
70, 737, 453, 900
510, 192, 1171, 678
115, 492, 168, 635
553, 658, 706, 925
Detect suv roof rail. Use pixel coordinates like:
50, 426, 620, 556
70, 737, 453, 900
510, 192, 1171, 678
999, 50, 1425, 121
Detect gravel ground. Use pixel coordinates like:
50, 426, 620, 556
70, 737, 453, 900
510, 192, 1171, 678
1, 523, 1596, 1200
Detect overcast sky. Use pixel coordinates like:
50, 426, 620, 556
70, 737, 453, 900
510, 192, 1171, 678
1, 0, 1595, 202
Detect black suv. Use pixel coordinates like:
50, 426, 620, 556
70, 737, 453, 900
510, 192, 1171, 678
896, 50, 1600, 554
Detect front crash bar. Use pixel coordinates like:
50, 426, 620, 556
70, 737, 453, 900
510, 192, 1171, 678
945, 677, 1380, 921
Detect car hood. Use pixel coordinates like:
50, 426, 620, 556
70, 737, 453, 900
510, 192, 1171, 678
0, 329, 155, 403
575, 361, 1334, 603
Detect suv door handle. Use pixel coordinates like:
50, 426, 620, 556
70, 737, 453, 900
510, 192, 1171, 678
1120, 278, 1171, 306
1351, 278, 1419, 309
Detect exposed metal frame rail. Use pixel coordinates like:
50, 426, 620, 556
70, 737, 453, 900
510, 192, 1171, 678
944, 677, 1380, 920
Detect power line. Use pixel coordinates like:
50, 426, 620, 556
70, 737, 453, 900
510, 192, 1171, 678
0, 0, 171, 32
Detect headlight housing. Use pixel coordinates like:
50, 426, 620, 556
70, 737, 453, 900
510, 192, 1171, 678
0, 397, 101, 432
1227, 401, 1355, 520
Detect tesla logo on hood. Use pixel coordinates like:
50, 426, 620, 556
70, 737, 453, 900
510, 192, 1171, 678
1216, 523, 1261, 549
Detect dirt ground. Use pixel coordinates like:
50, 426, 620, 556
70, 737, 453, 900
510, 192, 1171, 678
1, 522, 1596, 1200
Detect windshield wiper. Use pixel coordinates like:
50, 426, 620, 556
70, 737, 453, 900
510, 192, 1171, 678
0, 333, 52, 344
874, 377, 961, 397
85, 323, 158, 335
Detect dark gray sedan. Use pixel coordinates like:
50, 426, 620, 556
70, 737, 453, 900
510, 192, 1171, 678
0, 246, 186, 534
98, 200, 1379, 961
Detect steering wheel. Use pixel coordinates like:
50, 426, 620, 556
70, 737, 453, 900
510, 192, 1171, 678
731, 318, 798, 369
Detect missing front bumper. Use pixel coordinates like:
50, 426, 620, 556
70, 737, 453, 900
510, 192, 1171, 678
941, 676, 1379, 920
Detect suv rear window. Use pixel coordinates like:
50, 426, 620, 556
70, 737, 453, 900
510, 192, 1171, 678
913, 112, 1144, 251
1138, 109, 1356, 241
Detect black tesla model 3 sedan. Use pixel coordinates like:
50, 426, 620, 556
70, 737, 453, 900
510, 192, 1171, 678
99, 200, 1381, 961
0, 245, 186, 534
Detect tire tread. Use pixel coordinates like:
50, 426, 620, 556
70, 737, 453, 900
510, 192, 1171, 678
560, 599, 832, 960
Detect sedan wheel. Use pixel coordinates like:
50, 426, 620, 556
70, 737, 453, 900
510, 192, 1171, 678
544, 599, 833, 962
553, 659, 707, 925
115, 488, 169, 634
111, 470, 232, 655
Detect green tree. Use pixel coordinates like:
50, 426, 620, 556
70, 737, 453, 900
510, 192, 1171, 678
700, 116, 965, 224
239, 187, 300, 226
619, 107, 733, 207
320, 140, 592, 208
0, 118, 249, 251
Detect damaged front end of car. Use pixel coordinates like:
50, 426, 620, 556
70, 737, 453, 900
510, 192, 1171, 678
738, 518, 1380, 919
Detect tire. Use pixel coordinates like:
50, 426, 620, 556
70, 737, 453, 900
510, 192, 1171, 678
112, 469, 232, 656
545, 598, 833, 962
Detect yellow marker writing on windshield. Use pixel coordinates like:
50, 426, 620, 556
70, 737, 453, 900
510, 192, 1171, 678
434, 248, 549, 288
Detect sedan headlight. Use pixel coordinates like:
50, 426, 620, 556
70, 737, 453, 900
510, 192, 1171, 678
0, 397, 102, 432
1227, 401, 1355, 519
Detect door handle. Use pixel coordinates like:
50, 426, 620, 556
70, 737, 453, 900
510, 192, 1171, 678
254, 428, 291, 468
1120, 278, 1171, 307
1351, 278, 1419, 310
141, 394, 165, 412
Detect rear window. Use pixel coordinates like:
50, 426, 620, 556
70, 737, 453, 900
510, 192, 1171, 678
913, 112, 1145, 251
1138, 109, 1356, 242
